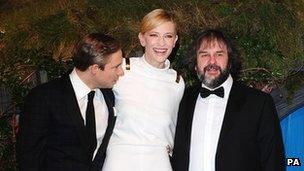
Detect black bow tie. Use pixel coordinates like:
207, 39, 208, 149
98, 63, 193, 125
200, 87, 224, 98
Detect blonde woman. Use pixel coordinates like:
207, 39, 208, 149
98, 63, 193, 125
101, 9, 185, 171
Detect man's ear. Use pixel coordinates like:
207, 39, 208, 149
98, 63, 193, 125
90, 64, 100, 75
138, 33, 146, 47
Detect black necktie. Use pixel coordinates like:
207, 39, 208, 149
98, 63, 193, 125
200, 87, 224, 98
86, 91, 96, 158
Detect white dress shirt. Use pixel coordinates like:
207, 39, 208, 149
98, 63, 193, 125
69, 68, 109, 160
189, 75, 233, 171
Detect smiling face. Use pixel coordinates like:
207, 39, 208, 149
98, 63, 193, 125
196, 39, 230, 88
138, 21, 178, 68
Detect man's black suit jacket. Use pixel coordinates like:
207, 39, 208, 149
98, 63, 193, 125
172, 82, 285, 171
17, 75, 116, 171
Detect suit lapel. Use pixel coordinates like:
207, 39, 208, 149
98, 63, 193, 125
216, 82, 246, 154
92, 89, 116, 170
181, 86, 201, 168
185, 86, 201, 140
61, 75, 92, 157
100, 89, 116, 148
61, 75, 117, 168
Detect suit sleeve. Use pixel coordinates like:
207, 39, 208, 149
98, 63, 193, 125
17, 88, 50, 171
258, 95, 286, 171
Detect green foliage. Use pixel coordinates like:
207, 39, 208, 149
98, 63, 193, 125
1, 47, 70, 103
170, 1, 304, 89
0, 117, 16, 171
32, 12, 77, 48
0, 0, 304, 169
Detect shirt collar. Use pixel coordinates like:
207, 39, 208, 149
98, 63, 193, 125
69, 68, 93, 100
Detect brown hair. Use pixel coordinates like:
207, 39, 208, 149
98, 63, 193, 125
73, 33, 120, 71
187, 29, 241, 77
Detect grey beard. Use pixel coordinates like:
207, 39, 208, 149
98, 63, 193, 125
199, 68, 229, 89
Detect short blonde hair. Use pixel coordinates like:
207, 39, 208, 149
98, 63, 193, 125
140, 9, 177, 34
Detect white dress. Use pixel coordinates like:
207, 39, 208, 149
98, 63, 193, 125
102, 55, 185, 171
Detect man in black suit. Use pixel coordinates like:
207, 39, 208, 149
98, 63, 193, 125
172, 29, 285, 171
17, 33, 124, 171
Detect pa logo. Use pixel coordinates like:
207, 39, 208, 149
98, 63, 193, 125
286, 158, 301, 166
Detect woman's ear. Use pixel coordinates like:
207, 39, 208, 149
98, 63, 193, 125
138, 33, 146, 47
173, 35, 178, 47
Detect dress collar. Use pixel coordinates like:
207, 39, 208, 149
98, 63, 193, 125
140, 54, 170, 72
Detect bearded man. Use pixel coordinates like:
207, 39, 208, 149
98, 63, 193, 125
171, 29, 285, 171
